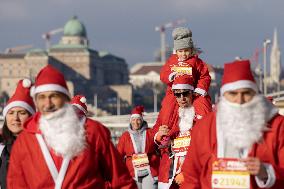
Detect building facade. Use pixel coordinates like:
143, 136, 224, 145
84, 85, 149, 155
0, 16, 131, 114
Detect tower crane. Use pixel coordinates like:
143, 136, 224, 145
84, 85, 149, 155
4, 44, 33, 54
42, 27, 64, 49
155, 19, 186, 63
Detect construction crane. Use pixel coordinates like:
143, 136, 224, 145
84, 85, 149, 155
42, 27, 64, 49
155, 19, 186, 63
4, 44, 33, 54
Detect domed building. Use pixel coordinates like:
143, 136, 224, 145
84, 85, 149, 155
61, 16, 88, 46
0, 16, 132, 115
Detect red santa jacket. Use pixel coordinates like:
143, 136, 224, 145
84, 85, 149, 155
157, 54, 212, 133
7, 112, 137, 189
181, 112, 284, 189
160, 54, 211, 96
152, 109, 197, 184
117, 127, 160, 178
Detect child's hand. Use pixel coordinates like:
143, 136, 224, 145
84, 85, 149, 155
175, 72, 185, 78
175, 172, 184, 185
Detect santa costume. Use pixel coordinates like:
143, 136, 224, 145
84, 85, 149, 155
157, 27, 212, 147
7, 65, 136, 189
0, 79, 35, 189
117, 106, 160, 189
71, 94, 88, 120
153, 75, 197, 189
181, 60, 284, 189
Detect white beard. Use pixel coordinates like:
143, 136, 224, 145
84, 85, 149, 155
178, 106, 195, 133
39, 104, 86, 158
217, 94, 278, 150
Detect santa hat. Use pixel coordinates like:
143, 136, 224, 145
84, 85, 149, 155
172, 75, 194, 90
71, 95, 88, 115
172, 27, 193, 50
130, 105, 144, 120
3, 79, 35, 117
31, 65, 70, 98
220, 60, 258, 95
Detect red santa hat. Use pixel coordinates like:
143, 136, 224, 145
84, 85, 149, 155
220, 60, 258, 95
3, 79, 35, 117
172, 75, 194, 90
130, 105, 144, 120
71, 95, 88, 115
31, 65, 70, 98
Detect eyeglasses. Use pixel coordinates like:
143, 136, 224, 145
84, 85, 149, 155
174, 90, 192, 98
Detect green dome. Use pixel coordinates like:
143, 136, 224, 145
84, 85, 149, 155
63, 16, 87, 37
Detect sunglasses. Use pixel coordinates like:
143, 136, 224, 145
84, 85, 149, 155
174, 90, 192, 98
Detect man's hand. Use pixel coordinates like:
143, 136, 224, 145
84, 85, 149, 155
175, 172, 184, 185
156, 125, 169, 142
243, 157, 268, 181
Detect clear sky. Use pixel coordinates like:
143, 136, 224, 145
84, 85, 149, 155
0, 0, 283, 68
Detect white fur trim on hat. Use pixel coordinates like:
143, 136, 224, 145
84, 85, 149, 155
130, 114, 143, 120
22, 79, 32, 88
220, 80, 258, 95
32, 84, 70, 98
3, 101, 35, 117
172, 84, 194, 91
80, 97, 86, 103
72, 104, 87, 115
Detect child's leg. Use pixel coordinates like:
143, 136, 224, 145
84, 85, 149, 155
192, 95, 212, 119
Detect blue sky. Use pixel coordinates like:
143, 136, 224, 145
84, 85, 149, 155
0, 0, 283, 68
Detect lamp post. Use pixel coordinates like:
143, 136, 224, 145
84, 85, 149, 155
153, 88, 158, 112
263, 39, 271, 95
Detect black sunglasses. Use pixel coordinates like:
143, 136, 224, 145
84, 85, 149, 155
174, 90, 192, 98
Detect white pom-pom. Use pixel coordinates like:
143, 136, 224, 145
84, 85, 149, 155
80, 97, 87, 103
22, 79, 32, 88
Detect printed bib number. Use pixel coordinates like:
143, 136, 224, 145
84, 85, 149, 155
171, 66, 192, 75
212, 158, 250, 189
172, 131, 191, 155
132, 153, 149, 171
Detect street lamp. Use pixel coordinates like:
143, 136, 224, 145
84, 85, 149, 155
153, 88, 158, 112
263, 39, 271, 95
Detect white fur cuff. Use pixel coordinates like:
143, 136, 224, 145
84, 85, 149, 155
194, 88, 207, 96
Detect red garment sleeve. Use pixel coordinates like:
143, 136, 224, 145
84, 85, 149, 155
180, 120, 203, 189
96, 125, 137, 189
271, 117, 284, 183
195, 58, 211, 93
160, 55, 176, 85
7, 135, 29, 188
116, 133, 126, 160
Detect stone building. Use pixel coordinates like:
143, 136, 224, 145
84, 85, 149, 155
0, 16, 131, 114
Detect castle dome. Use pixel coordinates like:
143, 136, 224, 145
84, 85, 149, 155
63, 16, 87, 38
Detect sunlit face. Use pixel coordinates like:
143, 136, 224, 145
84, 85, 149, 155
176, 48, 192, 61
131, 118, 143, 131
6, 107, 30, 135
223, 88, 256, 104
173, 89, 193, 108
35, 91, 68, 115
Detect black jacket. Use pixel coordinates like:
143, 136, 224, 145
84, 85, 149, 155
0, 142, 13, 189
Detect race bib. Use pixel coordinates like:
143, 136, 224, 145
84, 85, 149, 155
171, 66, 192, 75
172, 131, 191, 156
132, 153, 149, 171
212, 158, 250, 189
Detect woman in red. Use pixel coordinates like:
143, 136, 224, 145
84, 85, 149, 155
117, 106, 159, 189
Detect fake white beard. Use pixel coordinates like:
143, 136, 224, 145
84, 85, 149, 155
178, 106, 195, 133
217, 94, 278, 150
39, 104, 86, 158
